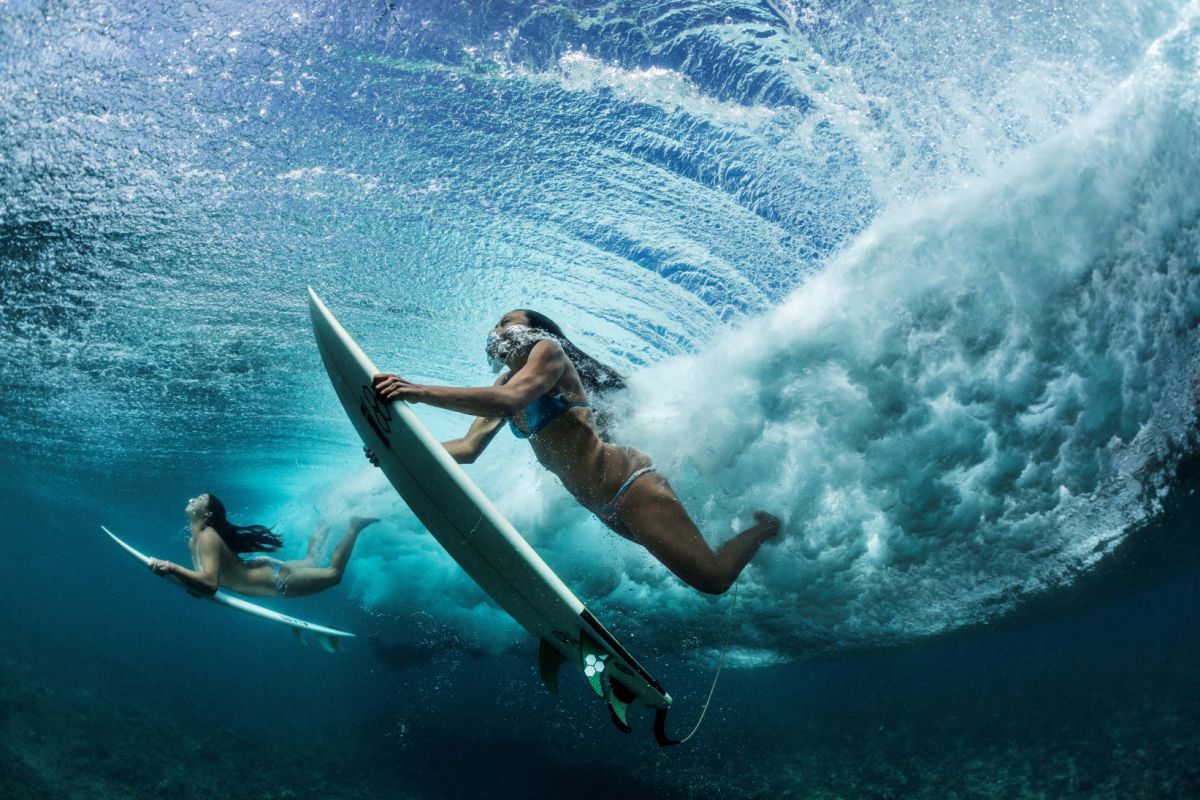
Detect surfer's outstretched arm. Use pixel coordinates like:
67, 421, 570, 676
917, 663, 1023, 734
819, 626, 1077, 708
149, 530, 222, 596
373, 339, 566, 417
364, 372, 509, 466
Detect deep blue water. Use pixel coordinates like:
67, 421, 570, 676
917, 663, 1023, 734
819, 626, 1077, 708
2, 1, 1199, 797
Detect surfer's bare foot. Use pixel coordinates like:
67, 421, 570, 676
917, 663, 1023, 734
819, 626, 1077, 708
349, 516, 380, 534
754, 511, 782, 541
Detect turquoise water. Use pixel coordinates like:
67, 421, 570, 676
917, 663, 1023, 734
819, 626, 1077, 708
2, 1, 1199, 797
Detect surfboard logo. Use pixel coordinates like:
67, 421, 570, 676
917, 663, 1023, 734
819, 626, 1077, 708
359, 384, 393, 447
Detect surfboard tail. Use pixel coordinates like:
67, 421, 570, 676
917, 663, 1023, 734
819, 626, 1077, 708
536, 632, 675, 743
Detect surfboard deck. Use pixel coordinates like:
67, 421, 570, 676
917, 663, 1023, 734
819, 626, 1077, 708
307, 287, 673, 738
101, 525, 355, 652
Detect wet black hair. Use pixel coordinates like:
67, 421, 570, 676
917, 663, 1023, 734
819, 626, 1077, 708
517, 309, 626, 438
517, 310, 626, 395
203, 494, 283, 554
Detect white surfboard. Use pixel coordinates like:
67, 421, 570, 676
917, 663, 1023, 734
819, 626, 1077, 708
101, 525, 355, 652
307, 288, 676, 741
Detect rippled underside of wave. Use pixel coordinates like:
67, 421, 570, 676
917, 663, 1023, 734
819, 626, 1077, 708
0, 0, 1197, 665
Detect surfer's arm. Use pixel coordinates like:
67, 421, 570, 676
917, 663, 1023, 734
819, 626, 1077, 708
374, 340, 565, 417
152, 533, 222, 596
439, 372, 509, 462
443, 414, 505, 463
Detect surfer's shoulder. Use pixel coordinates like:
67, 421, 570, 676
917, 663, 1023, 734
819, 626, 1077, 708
529, 337, 565, 360
195, 527, 224, 548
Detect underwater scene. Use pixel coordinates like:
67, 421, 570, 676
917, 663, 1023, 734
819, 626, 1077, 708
2, 0, 1199, 797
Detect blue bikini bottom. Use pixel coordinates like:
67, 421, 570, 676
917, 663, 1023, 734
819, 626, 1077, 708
597, 465, 658, 524
245, 556, 292, 595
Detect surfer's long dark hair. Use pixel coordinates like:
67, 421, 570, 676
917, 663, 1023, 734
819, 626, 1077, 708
519, 310, 626, 437
519, 310, 626, 395
204, 494, 282, 554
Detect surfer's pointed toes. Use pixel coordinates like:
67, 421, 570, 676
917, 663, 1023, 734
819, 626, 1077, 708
754, 511, 783, 540
349, 516, 381, 533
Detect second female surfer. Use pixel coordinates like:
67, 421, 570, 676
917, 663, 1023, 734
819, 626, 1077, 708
147, 493, 377, 598
370, 311, 780, 595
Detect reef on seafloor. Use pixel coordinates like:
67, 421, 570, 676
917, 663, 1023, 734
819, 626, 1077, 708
0, 656, 395, 800
3, 641, 1198, 800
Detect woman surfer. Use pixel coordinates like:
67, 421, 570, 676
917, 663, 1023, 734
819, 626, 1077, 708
370, 310, 779, 595
146, 493, 376, 598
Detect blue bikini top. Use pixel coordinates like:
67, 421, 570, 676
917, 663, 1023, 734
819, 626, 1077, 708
509, 393, 591, 439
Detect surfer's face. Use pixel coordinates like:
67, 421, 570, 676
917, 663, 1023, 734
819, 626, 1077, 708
491, 311, 531, 338
486, 311, 544, 371
185, 494, 211, 520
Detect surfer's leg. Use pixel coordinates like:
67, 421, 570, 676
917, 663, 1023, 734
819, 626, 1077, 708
329, 516, 378, 573
713, 510, 781, 578
280, 516, 379, 597
610, 476, 779, 595
303, 522, 331, 565
274, 565, 338, 597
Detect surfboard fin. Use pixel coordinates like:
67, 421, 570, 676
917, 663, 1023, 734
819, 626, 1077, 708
579, 633, 611, 699
317, 633, 342, 654
538, 638, 566, 694
576, 633, 635, 733
607, 679, 636, 733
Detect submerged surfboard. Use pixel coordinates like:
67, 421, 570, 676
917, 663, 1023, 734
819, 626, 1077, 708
101, 525, 355, 652
308, 288, 675, 741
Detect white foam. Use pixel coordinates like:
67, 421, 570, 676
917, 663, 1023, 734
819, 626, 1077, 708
316, 9, 1200, 664
611, 6, 1200, 656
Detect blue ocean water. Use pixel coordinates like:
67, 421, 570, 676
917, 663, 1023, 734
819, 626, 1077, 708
2, 1, 1198, 797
